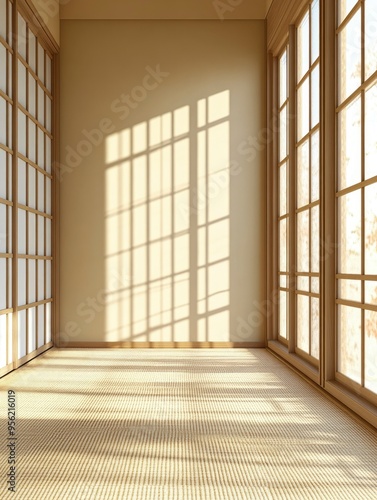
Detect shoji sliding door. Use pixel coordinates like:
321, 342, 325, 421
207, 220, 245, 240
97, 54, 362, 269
0, 0, 56, 377
0, 0, 14, 375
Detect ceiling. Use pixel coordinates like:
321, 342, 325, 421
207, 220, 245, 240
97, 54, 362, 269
60, 0, 273, 20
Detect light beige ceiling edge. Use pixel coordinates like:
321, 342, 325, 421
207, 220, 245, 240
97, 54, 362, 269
60, 0, 271, 20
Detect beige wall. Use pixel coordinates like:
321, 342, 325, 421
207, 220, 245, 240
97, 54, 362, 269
59, 20, 266, 345
60, 0, 268, 20
30, 0, 60, 44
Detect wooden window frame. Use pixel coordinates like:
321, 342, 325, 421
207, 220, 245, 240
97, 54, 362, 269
267, 0, 377, 428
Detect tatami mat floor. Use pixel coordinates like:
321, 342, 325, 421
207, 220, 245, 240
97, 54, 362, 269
1, 348, 377, 499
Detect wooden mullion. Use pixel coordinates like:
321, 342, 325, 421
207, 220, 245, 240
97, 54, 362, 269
18, 103, 53, 139
18, 152, 52, 179
361, 0, 366, 389
288, 25, 297, 353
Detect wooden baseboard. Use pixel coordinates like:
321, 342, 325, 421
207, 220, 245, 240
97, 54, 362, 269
60, 341, 265, 349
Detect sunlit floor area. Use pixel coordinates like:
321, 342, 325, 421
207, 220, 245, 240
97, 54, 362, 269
1, 349, 377, 499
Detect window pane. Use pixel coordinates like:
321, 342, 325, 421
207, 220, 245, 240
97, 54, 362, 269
339, 279, 362, 302
297, 276, 309, 292
279, 218, 288, 272
279, 49, 287, 106
338, 96, 361, 191
311, 0, 320, 63
365, 311, 377, 394
311, 64, 320, 127
279, 105, 287, 161
311, 205, 320, 273
338, 305, 361, 383
297, 77, 310, 141
297, 210, 310, 272
365, 281, 377, 306
338, 9, 362, 104
365, 84, 377, 181
297, 12, 310, 82
279, 162, 287, 216
297, 294, 310, 353
338, 190, 361, 274
297, 139, 309, 207
311, 130, 320, 202
279, 291, 288, 339
365, 0, 377, 80
338, 0, 358, 26
365, 183, 377, 275
311, 297, 320, 359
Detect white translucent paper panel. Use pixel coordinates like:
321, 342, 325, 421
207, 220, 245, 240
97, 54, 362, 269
18, 159, 26, 205
279, 291, 288, 339
18, 60, 27, 108
0, 96, 6, 145
365, 311, 377, 394
365, 183, 377, 275
279, 105, 287, 161
365, 84, 377, 181
37, 216, 44, 256
28, 75, 36, 118
311, 64, 320, 127
0, 0, 6, 41
18, 310, 26, 360
297, 139, 309, 208
0, 203, 6, 253
38, 85, 44, 126
297, 276, 309, 292
46, 219, 51, 256
28, 259, 36, 303
279, 49, 287, 106
46, 178, 51, 214
297, 11, 310, 82
0, 258, 6, 309
37, 172, 44, 212
338, 0, 358, 25
338, 191, 361, 274
18, 13, 27, 60
297, 294, 310, 354
365, 281, 377, 306
0, 314, 6, 368
18, 110, 27, 156
28, 119, 36, 163
28, 212, 36, 255
38, 128, 45, 169
28, 165, 36, 209
297, 210, 310, 272
29, 31, 36, 73
338, 305, 361, 383
46, 97, 52, 133
0, 149, 6, 199
18, 209, 26, 254
18, 258, 26, 306
279, 218, 288, 272
338, 10, 361, 104
46, 260, 51, 298
365, 0, 377, 80
297, 77, 310, 141
38, 43, 45, 84
311, 0, 320, 63
28, 307, 36, 353
338, 97, 361, 190
311, 131, 320, 202
339, 279, 362, 302
311, 297, 320, 360
311, 205, 320, 273
37, 304, 45, 348
280, 274, 288, 289
46, 56, 52, 93
45, 136, 51, 173
38, 260, 44, 301
0, 44, 7, 94
46, 302, 51, 343
279, 162, 287, 216
312, 277, 320, 294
